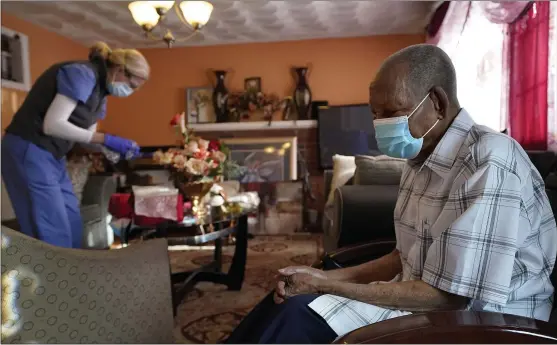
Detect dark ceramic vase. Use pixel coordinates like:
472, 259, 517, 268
293, 67, 312, 120
212, 70, 229, 123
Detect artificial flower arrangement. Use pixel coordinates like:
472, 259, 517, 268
227, 91, 282, 121
153, 113, 242, 184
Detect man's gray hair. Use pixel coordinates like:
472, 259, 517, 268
379, 44, 458, 104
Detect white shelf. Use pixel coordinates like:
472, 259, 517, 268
1, 26, 31, 92
188, 120, 317, 132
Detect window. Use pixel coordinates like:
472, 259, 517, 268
449, 2, 506, 130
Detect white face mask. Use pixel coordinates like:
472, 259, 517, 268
108, 82, 133, 97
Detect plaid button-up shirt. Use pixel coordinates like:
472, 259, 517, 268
309, 110, 557, 337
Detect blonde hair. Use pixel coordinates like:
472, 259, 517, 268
89, 41, 150, 80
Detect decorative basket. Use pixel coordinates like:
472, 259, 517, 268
175, 180, 214, 201
168, 167, 214, 200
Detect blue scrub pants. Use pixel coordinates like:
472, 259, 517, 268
1, 133, 83, 248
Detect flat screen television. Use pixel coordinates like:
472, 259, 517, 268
317, 104, 381, 170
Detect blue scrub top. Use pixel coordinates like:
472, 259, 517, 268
56, 63, 107, 120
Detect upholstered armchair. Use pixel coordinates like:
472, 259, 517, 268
1, 227, 174, 343
313, 241, 557, 343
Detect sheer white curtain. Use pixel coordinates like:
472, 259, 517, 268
433, 2, 506, 131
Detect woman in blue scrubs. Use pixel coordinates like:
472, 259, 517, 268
2, 41, 150, 248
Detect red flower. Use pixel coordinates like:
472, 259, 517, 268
208, 140, 220, 152
170, 113, 181, 126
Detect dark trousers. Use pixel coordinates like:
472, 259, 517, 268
226, 293, 337, 344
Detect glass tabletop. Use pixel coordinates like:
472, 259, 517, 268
129, 207, 256, 246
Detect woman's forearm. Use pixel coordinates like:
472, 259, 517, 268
90, 132, 105, 144
43, 93, 102, 144
326, 249, 402, 284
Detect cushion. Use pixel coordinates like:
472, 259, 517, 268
326, 155, 356, 207
353, 155, 406, 186
66, 157, 92, 204
80, 204, 102, 224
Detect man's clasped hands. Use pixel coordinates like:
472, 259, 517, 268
273, 266, 328, 304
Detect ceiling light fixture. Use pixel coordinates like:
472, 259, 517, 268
128, 1, 213, 47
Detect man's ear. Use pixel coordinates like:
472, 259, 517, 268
430, 86, 449, 120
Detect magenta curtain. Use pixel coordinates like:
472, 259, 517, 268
508, 2, 550, 150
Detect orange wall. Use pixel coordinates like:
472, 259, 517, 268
0, 12, 423, 145
103, 35, 424, 146
1, 13, 88, 131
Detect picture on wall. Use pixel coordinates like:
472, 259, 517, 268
221, 136, 302, 235
244, 77, 261, 93
220, 137, 297, 183
186, 87, 216, 123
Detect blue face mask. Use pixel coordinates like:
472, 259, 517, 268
107, 82, 133, 98
372, 93, 438, 159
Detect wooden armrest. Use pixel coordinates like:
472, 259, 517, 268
333, 311, 557, 344
313, 240, 397, 270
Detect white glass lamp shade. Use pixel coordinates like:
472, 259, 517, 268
179, 1, 214, 28
145, 1, 174, 11
129, 1, 160, 27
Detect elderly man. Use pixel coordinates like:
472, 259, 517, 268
226, 44, 557, 344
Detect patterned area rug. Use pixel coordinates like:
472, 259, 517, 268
169, 234, 323, 344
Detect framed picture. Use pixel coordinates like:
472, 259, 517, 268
186, 87, 216, 123
1, 26, 31, 92
221, 137, 297, 183
244, 77, 261, 93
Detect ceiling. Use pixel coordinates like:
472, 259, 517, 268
2, 1, 439, 48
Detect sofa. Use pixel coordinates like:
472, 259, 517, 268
323, 151, 557, 252
1, 174, 117, 249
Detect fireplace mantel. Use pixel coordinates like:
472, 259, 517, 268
189, 120, 317, 132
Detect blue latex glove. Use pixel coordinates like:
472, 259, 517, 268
103, 134, 140, 158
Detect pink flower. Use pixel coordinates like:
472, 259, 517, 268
153, 150, 175, 164
153, 150, 163, 162
172, 154, 187, 169
197, 138, 209, 151
185, 158, 209, 175
185, 141, 199, 155
211, 150, 227, 163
